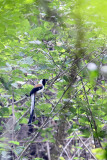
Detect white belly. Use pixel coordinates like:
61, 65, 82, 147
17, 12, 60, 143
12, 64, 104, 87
37, 86, 44, 94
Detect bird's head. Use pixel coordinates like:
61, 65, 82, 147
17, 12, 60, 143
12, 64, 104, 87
42, 79, 48, 86
39, 79, 48, 86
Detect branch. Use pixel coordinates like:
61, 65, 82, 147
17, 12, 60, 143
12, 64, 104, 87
59, 133, 74, 159
81, 77, 102, 148
73, 132, 97, 160
46, 141, 51, 160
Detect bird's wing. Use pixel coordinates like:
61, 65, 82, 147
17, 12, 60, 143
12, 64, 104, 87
30, 85, 43, 96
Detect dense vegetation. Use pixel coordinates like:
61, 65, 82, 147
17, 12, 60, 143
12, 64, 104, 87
0, 0, 107, 159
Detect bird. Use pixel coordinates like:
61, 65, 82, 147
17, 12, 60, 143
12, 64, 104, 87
28, 79, 48, 125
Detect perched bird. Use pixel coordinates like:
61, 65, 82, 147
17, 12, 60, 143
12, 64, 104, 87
28, 79, 48, 125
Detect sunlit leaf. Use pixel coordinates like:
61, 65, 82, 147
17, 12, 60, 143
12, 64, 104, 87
9, 141, 19, 145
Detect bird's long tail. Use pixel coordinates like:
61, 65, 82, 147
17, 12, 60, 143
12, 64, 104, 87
28, 94, 35, 124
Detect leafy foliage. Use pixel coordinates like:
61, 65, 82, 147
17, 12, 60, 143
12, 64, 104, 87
0, 0, 107, 160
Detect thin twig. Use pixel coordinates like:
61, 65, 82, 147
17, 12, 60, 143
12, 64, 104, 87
12, 91, 15, 139
15, 108, 30, 125
59, 133, 74, 159
7, 96, 29, 107
74, 132, 97, 160
71, 136, 91, 160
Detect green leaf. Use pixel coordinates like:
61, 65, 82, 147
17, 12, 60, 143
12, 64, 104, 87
9, 141, 19, 145
74, 157, 79, 159
20, 118, 28, 124
59, 157, 65, 160
0, 108, 9, 115
92, 148, 107, 160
